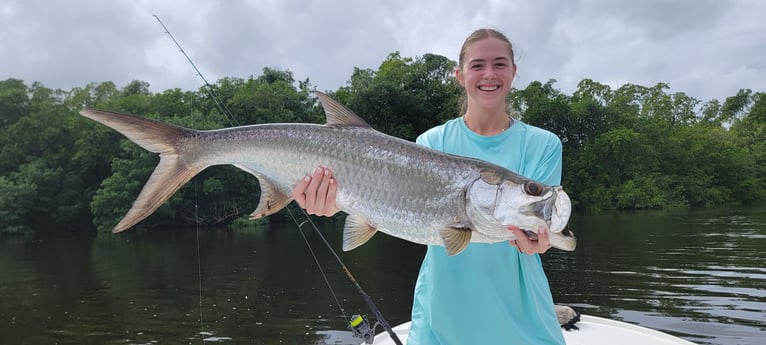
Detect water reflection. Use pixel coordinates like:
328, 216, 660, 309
549, 206, 765, 345
0, 206, 764, 345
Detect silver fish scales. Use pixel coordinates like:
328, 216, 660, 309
80, 92, 575, 255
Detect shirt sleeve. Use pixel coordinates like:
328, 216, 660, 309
415, 127, 440, 150
532, 133, 563, 186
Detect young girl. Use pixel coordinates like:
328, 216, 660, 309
293, 28, 566, 344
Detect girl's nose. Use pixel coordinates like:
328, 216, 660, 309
483, 71, 497, 80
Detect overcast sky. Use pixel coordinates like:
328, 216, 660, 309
1, 0, 764, 103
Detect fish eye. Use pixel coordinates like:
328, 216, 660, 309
524, 181, 543, 196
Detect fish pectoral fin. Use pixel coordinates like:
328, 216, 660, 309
342, 214, 378, 251
479, 168, 506, 185
439, 227, 472, 256
249, 175, 293, 219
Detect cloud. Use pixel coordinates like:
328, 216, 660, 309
1, 0, 763, 103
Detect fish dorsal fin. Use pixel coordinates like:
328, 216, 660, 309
342, 214, 378, 251
315, 91, 372, 127
439, 227, 472, 256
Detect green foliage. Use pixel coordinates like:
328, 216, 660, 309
90, 144, 161, 232
511, 77, 765, 211
0, 82, 104, 234
1, 57, 764, 235
228, 68, 314, 124
0, 78, 30, 127
230, 215, 270, 230
336, 52, 459, 140
0, 159, 89, 233
0, 175, 37, 234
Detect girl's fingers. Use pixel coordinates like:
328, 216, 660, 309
291, 175, 311, 206
314, 168, 330, 211
508, 226, 551, 254
536, 226, 552, 253
292, 166, 340, 216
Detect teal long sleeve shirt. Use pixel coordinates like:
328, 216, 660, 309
407, 117, 566, 345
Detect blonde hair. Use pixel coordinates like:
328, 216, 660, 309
457, 28, 517, 115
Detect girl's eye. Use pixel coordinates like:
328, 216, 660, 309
471, 63, 484, 70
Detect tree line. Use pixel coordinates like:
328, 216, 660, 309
1, 52, 764, 234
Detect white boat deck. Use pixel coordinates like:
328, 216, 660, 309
368, 315, 697, 345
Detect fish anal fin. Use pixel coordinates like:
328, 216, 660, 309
342, 214, 378, 251
249, 177, 292, 219
439, 227, 472, 256
315, 91, 372, 128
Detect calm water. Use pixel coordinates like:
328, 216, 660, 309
1, 206, 764, 345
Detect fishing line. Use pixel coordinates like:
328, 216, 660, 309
153, 14, 402, 345
287, 206, 404, 345
191, 94, 205, 344
287, 206, 348, 321
193, 193, 205, 344
154, 15, 239, 344
153, 15, 239, 126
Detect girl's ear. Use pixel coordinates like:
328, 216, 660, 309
455, 67, 465, 87
511, 64, 517, 81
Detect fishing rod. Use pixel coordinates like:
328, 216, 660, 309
153, 14, 403, 345
287, 207, 403, 345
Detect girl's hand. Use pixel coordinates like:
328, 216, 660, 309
292, 166, 340, 216
508, 225, 551, 254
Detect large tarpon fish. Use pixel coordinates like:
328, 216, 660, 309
80, 92, 575, 255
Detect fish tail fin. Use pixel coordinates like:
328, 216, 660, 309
80, 109, 204, 233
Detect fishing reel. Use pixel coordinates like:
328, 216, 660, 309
349, 314, 377, 344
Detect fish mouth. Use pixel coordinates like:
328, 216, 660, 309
551, 225, 576, 251
520, 225, 577, 251
522, 225, 575, 241
520, 229, 540, 241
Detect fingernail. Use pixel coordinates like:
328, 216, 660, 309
324, 168, 329, 176
315, 167, 323, 174
304, 175, 311, 181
